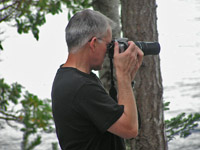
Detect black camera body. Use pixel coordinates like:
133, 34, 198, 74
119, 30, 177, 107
108, 38, 160, 58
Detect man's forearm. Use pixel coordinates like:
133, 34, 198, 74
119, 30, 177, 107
117, 75, 138, 132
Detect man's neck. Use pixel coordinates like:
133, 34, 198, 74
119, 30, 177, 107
63, 50, 91, 74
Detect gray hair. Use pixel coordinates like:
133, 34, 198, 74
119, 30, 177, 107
65, 9, 116, 53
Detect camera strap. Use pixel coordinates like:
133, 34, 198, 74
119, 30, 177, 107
109, 57, 117, 101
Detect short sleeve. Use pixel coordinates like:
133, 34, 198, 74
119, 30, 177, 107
75, 83, 124, 133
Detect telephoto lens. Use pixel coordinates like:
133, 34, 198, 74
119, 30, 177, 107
108, 38, 161, 58
134, 41, 160, 56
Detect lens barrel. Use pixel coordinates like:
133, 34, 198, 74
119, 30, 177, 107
134, 41, 160, 56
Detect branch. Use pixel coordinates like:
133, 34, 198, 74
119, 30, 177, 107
0, 0, 20, 22
0, 116, 17, 121
0, 1, 17, 12
0, 110, 21, 122
0, 13, 12, 22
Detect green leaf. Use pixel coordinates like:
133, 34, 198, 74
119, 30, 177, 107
0, 41, 3, 50
32, 27, 39, 40
164, 101, 170, 111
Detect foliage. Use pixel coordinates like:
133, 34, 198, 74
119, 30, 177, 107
0, 0, 92, 50
164, 102, 200, 141
163, 101, 170, 111
125, 139, 131, 150
0, 78, 22, 111
62, 0, 92, 19
1, 0, 62, 41
0, 78, 54, 150
52, 142, 59, 150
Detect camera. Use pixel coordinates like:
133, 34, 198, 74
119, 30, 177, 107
107, 38, 160, 58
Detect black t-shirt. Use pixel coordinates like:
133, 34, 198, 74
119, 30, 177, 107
51, 66, 125, 150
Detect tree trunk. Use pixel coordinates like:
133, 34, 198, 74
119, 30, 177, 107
92, 0, 120, 91
121, 0, 168, 150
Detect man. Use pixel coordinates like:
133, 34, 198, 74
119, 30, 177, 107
51, 9, 143, 150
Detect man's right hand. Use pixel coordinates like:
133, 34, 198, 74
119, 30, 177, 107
113, 41, 144, 82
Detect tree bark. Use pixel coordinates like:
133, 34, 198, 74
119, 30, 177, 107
92, 0, 120, 91
121, 0, 168, 149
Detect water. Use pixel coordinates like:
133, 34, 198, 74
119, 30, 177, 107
157, 0, 200, 149
0, 0, 200, 149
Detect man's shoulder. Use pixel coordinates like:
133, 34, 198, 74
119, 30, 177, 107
58, 67, 90, 79
54, 67, 99, 89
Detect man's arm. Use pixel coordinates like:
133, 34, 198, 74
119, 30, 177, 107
108, 41, 143, 139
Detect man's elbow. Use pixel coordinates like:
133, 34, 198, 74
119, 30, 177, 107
123, 126, 139, 139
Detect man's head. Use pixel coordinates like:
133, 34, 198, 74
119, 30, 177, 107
65, 9, 116, 53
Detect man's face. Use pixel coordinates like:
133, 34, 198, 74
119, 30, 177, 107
92, 28, 112, 70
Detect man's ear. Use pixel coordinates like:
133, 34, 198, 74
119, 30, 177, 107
89, 37, 97, 52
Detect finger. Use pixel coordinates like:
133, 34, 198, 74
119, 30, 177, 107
126, 41, 138, 56
137, 48, 144, 66
128, 41, 134, 46
114, 41, 119, 56
127, 41, 135, 51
